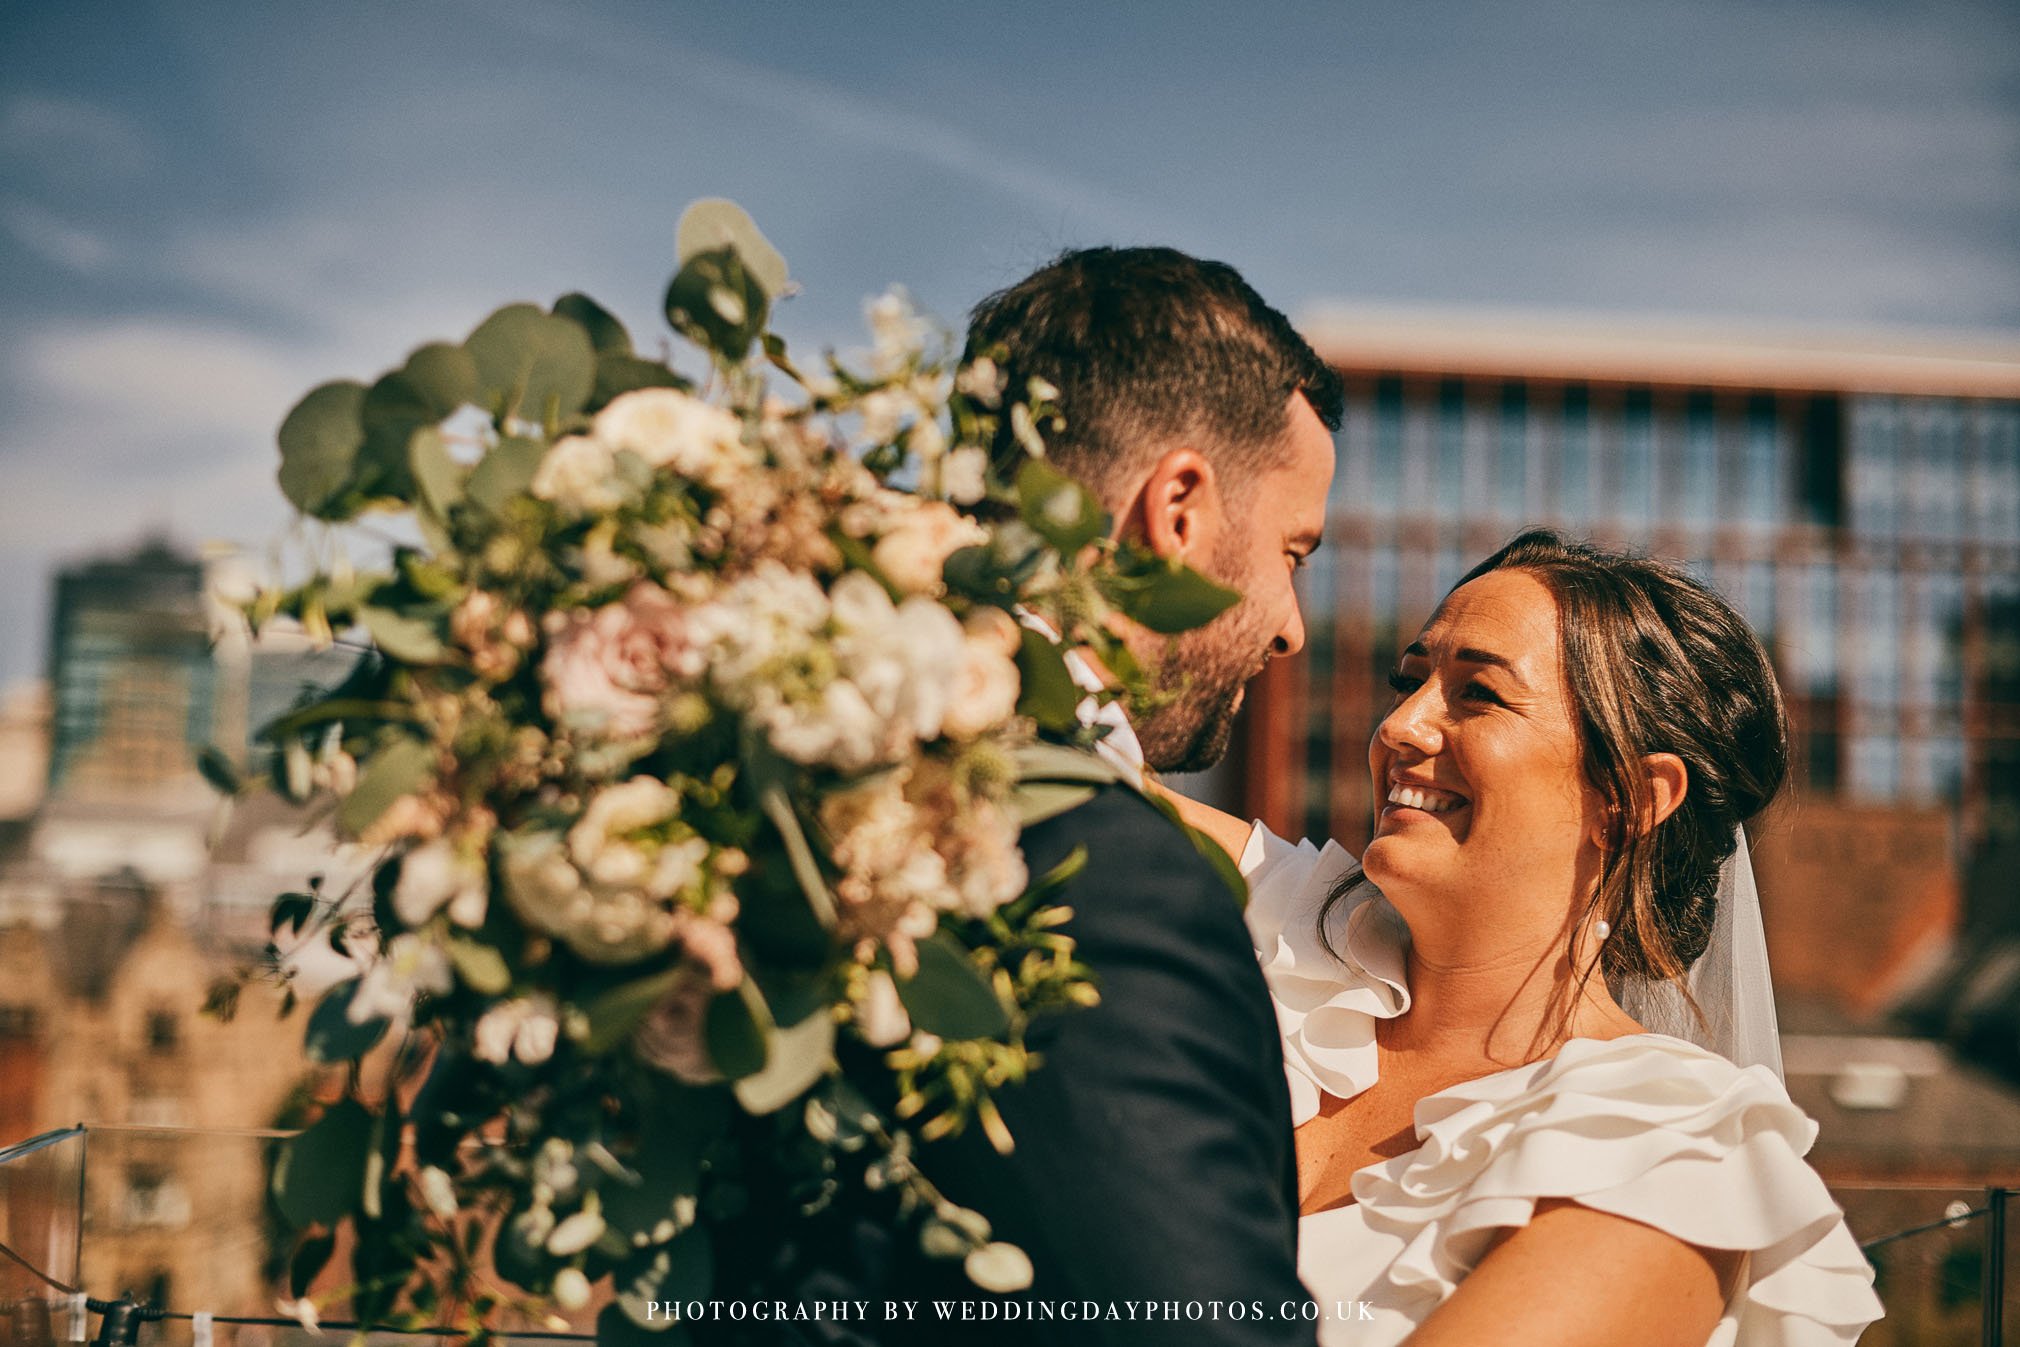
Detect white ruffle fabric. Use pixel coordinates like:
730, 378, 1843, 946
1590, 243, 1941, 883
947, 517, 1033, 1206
1238, 823, 1882, 1347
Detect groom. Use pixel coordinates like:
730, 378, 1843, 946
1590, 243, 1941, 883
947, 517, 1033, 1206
766, 247, 1340, 1344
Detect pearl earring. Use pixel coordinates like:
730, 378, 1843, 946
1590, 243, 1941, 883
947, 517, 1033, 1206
1594, 919, 1612, 942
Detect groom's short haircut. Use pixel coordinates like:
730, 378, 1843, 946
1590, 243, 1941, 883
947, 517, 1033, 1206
965, 246, 1344, 507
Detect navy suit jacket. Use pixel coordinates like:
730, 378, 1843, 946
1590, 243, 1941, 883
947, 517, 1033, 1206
726, 783, 1315, 1345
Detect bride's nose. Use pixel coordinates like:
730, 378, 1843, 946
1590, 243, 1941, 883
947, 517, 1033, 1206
1376, 684, 1445, 758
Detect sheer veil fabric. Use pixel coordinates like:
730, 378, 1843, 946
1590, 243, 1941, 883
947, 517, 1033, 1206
1614, 826, 1785, 1079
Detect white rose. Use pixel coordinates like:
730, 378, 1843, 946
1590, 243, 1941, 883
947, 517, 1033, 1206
394, 840, 487, 929
941, 446, 989, 506
593, 388, 752, 492
514, 1003, 560, 1065
866, 288, 927, 378
475, 996, 561, 1066
870, 501, 988, 595
531, 434, 626, 515
568, 778, 680, 875
649, 835, 711, 900
942, 639, 1021, 740
348, 934, 453, 1027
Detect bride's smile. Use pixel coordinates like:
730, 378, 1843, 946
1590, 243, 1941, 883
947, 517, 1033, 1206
1362, 568, 1599, 932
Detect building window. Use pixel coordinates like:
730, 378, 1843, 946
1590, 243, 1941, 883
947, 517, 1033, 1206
1497, 383, 1527, 521
1618, 388, 1654, 528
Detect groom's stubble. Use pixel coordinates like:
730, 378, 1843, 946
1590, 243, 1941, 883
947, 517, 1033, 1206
1132, 529, 1275, 775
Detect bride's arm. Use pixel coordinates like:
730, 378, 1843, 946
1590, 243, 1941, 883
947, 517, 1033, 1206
1402, 1200, 1737, 1347
1143, 778, 1255, 862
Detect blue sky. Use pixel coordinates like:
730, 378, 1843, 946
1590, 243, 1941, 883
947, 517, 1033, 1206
1, 0, 2015, 690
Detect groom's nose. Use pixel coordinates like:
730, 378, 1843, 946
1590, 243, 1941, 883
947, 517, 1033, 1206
1273, 597, 1307, 657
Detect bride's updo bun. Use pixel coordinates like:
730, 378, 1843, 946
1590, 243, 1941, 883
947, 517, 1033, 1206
1456, 530, 1789, 989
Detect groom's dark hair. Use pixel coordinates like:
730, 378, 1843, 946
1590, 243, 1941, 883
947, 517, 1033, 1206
965, 246, 1342, 506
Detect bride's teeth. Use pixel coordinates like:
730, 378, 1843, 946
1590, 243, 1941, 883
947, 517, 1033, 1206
1388, 784, 1461, 813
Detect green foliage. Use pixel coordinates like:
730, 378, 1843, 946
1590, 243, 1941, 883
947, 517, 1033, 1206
703, 979, 771, 1081
1014, 626, 1083, 733
465, 303, 597, 425
338, 736, 436, 837
552, 292, 633, 355
238, 194, 1267, 1337
898, 932, 1011, 1040
304, 981, 391, 1063
277, 381, 368, 517
675, 198, 789, 298
465, 434, 547, 514
1101, 544, 1243, 634
272, 1099, 373, 1228
1016, 457, 1109, 555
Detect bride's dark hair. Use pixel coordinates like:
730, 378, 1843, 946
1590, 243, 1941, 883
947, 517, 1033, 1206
1322, 528, 1789, 997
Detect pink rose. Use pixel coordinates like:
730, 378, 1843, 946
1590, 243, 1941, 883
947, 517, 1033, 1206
540, 583, 699, 739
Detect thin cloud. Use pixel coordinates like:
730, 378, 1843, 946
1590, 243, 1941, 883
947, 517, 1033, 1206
0, 93, 152, 178
468, 0, 1162, 240
2, 201, 114, 274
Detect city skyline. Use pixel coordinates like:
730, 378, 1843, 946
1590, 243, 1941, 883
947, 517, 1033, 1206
2, 0, 2016, 691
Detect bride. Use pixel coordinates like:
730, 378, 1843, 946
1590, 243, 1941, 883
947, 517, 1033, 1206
1161, 529, 1882, 1346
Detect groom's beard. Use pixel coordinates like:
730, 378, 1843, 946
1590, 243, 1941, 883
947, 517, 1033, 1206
1133, 554, 1273, 775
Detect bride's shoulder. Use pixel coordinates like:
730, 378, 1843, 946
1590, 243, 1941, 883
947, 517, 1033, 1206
1358, 1034, 1881, 1338
1239, 822, 1374, 933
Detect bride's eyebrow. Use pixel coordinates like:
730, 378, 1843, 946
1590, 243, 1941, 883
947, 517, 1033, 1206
1453, 646, 1528, 690
1401, 640, 1529, 689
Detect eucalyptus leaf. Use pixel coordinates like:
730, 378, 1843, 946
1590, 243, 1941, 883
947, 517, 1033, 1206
1010, 780, 1098, 829
399, 341, 480, 416
1011, 741, 1125, 787
466, 435, 547, 514
733, 1008, 835, 1115
1105, 553, 1242, 634
196, 744, 243, 796
552, 292, 633, 355
593, 352, 692, 409
272, 1098, 372, 1228
446, 938, 511, 995
304, 980, 390, 1063
464, 303, 596, 424
409, 427, 466, 517
1015, 458, 1108, 555
338, 736, 437, 838
664, 248, 767, 360
1014, 627, 1083, 734
675, 198, 789, 298
600, 1083, 724, 1238
580, 967, 682, 1055
360, 603, 446, 664
276, 380, 367, 517
703, 977, 771, 1081
896, 932, 1010, 1040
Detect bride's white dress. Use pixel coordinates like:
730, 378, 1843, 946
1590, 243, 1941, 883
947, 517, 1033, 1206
1239, 825, 1883, 1347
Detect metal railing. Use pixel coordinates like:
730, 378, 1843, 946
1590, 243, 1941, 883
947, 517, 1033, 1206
2, 1124, 2013, 1344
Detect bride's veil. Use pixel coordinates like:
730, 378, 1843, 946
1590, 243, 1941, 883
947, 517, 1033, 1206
1613, 825, 1785, 1080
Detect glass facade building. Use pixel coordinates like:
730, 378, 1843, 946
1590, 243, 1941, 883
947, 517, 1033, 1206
1237, 312, 2020, 901
44, 541, 214, 795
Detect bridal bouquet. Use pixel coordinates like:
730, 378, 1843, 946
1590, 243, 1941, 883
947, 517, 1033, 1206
205, 201, 1239, 1342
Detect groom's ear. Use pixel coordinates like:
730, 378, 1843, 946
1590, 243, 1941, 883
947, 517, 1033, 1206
1130, 447, 1222, 562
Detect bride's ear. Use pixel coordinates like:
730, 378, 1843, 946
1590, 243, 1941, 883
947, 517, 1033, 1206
1641, 753, 1688, 832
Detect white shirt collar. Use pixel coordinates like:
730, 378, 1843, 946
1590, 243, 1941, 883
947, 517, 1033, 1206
1013, 609, 1146, 788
